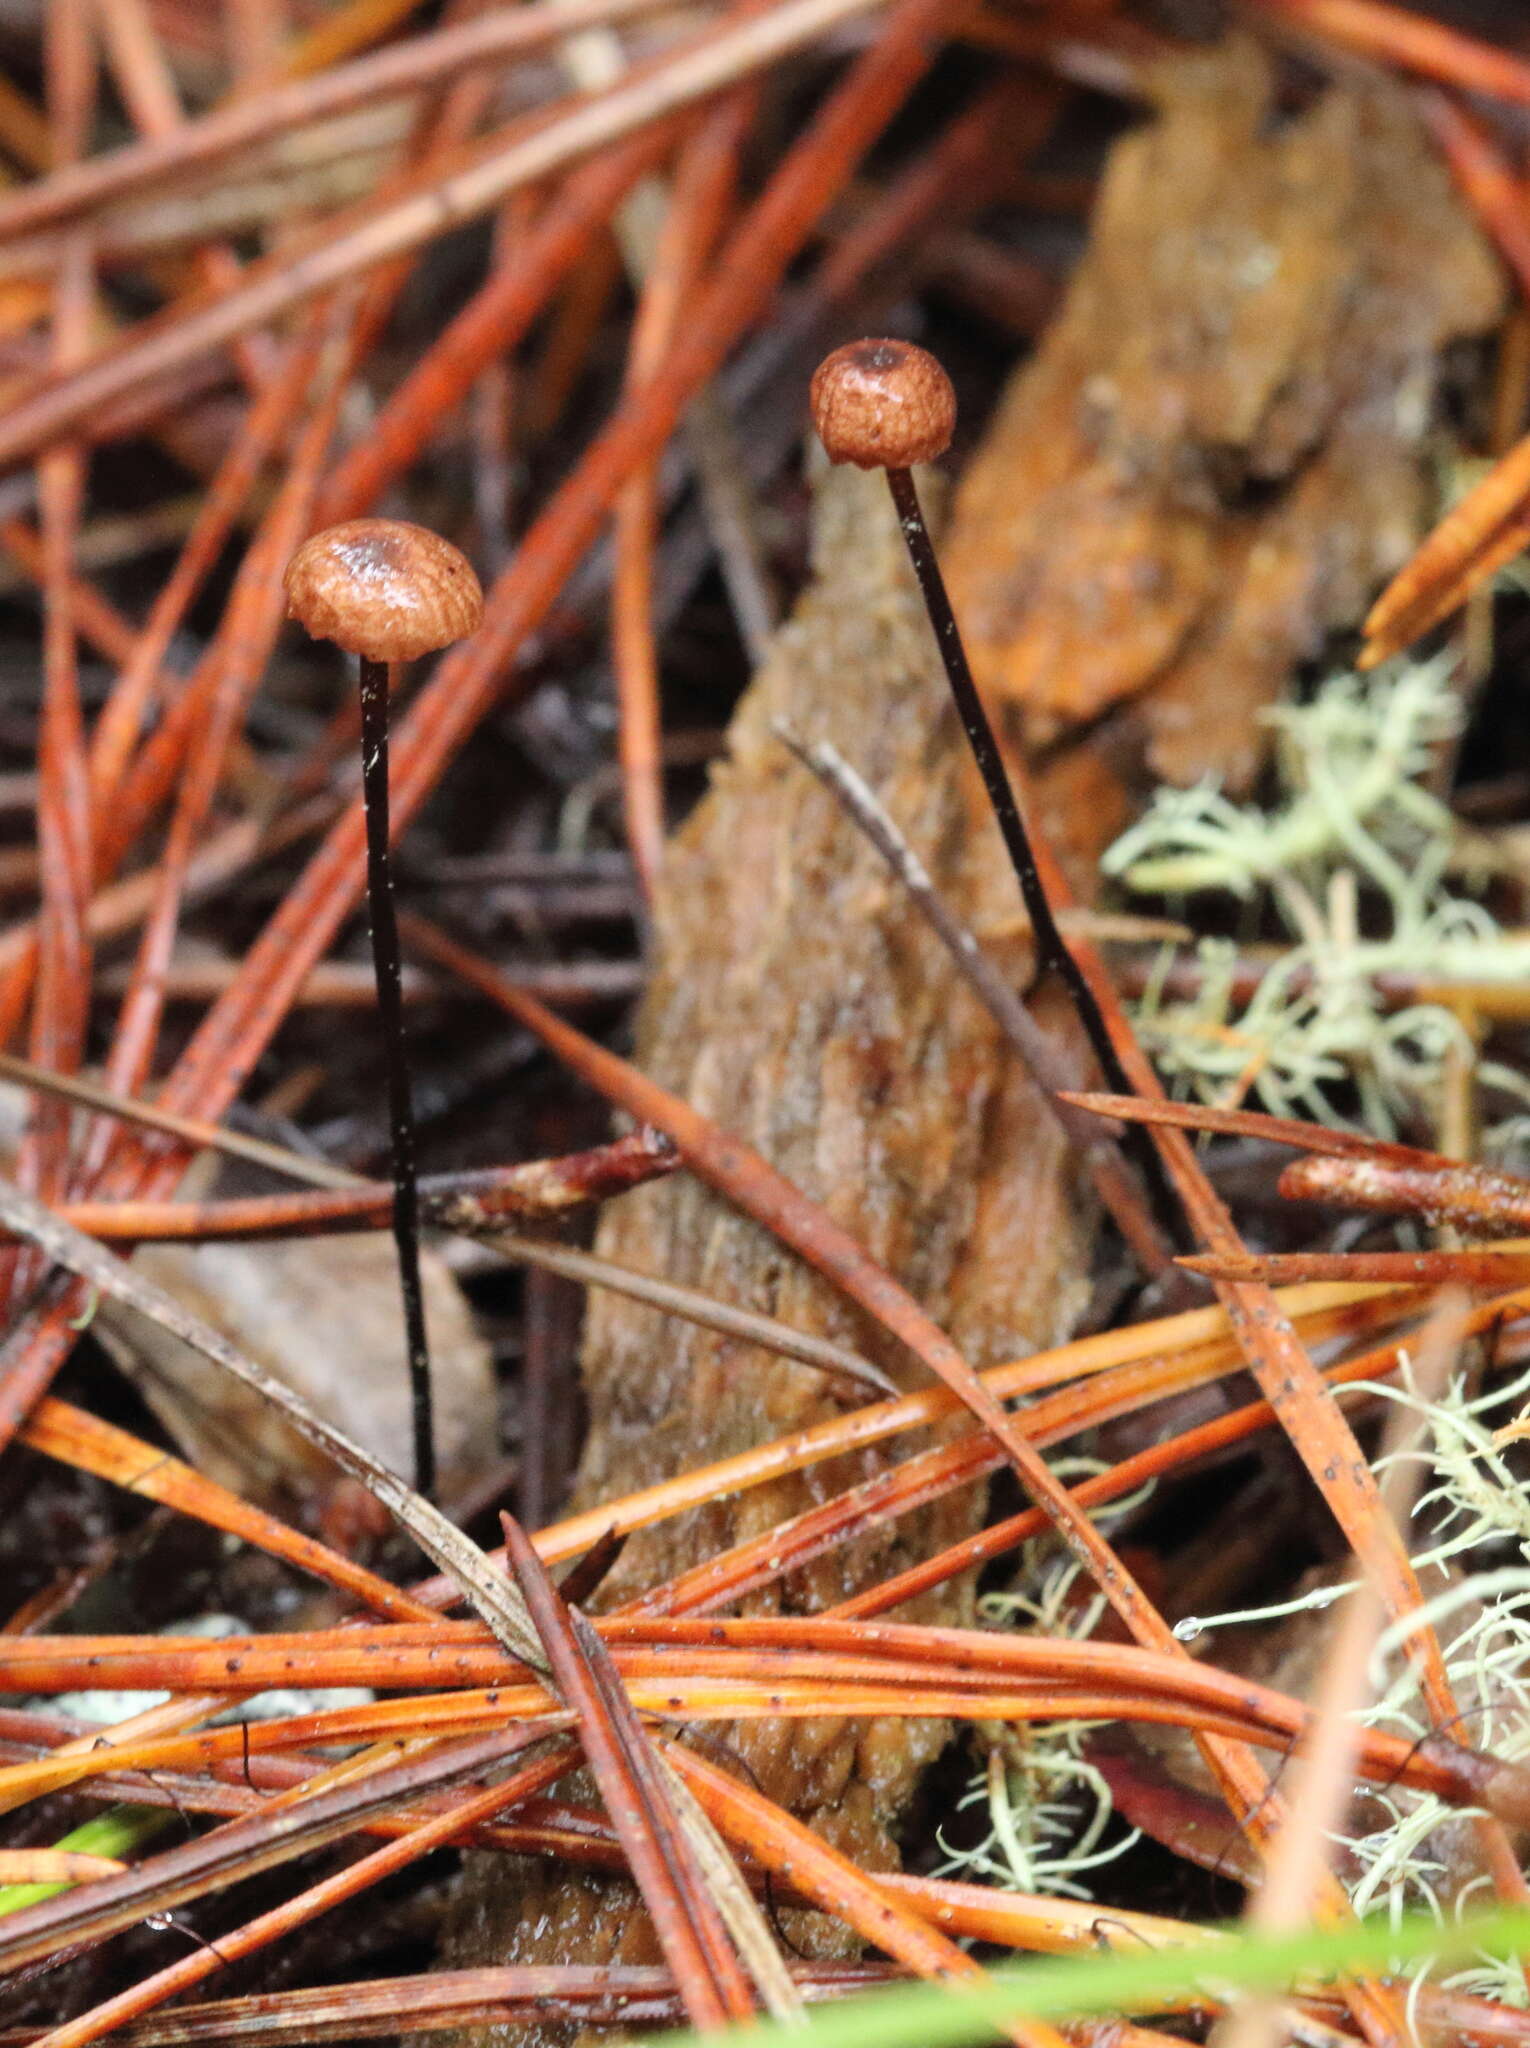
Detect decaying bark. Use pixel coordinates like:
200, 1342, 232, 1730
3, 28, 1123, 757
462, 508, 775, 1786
432, 37, 1503, 2033
431, 463, 1099, 2041
944, 36, 1502, 790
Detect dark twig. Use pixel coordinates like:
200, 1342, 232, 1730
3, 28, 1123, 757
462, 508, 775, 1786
360, 649, 432, 1497
891, 460, 1129, 1091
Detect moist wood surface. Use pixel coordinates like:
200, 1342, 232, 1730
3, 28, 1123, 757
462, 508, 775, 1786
430, 463, 1099, 2044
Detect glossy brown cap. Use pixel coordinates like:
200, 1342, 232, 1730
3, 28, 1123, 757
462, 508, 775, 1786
809, 338, 956, 471
284, 519, 483, 664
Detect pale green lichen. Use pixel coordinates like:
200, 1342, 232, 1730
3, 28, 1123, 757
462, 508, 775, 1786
936, 1469, 1143, 1901
1346, 1359, 1530, 2004
953, 1365, 1530, 1995
1101, 658, 1530, 1130
1104, 658, 1461, 902
1173, 1353, 1530, 2004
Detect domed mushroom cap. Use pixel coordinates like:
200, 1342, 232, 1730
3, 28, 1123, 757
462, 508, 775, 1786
809, 338, 955, 471
284, 519, 483, 663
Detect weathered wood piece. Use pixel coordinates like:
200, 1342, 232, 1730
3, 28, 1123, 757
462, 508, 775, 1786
432, 463, 1098, 2041
945, 38, 1502, 789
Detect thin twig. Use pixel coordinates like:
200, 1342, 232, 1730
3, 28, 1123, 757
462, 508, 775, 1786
0, 1045, 895, 1396
14, 1144, 678, 1243
778, 726, 1175, 1280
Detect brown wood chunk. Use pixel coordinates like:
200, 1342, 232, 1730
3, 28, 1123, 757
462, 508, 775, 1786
943, 37, 1503, 788
429, 465, 1099, 2042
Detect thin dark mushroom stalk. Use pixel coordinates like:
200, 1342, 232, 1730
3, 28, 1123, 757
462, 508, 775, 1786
808, 338, 1176, 1235
284, 518, 484, 1499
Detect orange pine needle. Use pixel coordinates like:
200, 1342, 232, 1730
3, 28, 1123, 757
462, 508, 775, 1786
1259, 0, 1530, 105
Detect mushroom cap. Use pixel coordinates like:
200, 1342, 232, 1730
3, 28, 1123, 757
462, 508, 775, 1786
284, 519, 484, 663
809, 338, 956, 471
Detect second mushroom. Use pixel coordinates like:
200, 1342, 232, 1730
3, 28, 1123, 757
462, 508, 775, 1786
284, 517, 484, 1500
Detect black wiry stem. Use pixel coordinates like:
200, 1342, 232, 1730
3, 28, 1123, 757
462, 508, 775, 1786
357, 654, 435, 1500
884, 465, 1177, 1228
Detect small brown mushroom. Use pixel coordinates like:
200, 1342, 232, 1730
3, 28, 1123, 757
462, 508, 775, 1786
807, 341, 1157, 1222
283, 517, 483, 1500
283, 517, 482, 665
808, 337, 955, 472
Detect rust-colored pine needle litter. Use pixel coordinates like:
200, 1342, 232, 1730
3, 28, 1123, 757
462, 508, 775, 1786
284, 519, 484, 1498
809, 339, 1146, 1123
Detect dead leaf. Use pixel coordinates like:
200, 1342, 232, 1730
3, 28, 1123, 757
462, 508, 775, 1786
98, 1228, 498, 1514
